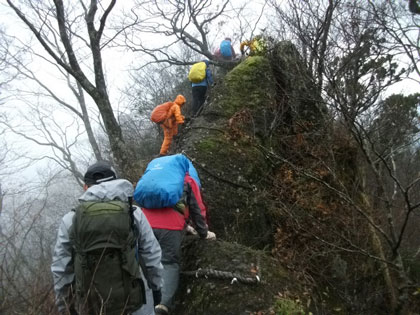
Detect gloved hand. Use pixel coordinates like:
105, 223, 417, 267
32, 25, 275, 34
206, 231, 216, 240
186, 224, 198, 235
153, 289, 162, 306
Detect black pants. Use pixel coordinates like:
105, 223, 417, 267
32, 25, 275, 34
152, 229, 184, 309
191, 86, 207, 116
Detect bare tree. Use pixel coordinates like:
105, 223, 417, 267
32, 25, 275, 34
121, 0, 229, 65
119, 0, 269, 68
0, 171, 81, 314
0, 184, 3, 219
0, 34, 103, 174
0, 26, 21, 95
0, 104, 87, 186
5, 0, 131, 175
269, 0, 419, 312
368, 0, 420, 83
271, 0, 338, 94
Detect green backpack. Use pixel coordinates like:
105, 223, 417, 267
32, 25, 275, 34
70, 200, 145, 315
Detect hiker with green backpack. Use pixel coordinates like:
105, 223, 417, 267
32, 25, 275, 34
188, 59, 214, 116
51, 161, 163, 315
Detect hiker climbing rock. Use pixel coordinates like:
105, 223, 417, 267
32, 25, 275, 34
51, 161, 163, 315
214, 37, 236, 61
188, 60, 214, 117
151, 95, 186, 156
240, 35, 266, 56
134, 154, 216, 315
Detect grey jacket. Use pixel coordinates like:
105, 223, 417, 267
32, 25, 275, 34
51, 179, 163, 314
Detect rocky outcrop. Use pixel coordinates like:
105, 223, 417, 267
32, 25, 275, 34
176, 42, 324, 247
173, 237, 298, 314
168, 41, 326, 313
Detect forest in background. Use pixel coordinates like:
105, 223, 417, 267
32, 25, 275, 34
0, 1, 419, 314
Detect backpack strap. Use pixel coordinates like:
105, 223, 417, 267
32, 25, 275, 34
128, 196, 136, 231
128, 200, 153, 289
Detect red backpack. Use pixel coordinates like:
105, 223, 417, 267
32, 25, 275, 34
150, 102, 173, 123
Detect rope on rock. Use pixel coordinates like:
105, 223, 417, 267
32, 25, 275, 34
182, 268, 261, 285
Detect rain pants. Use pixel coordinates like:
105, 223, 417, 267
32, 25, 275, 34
160, 95, 186, 155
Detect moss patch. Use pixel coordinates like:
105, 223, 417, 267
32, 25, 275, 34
216, 56, 277, 117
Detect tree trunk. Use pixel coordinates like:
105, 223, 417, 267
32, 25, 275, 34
75, 82, 102, 161
360, 192, 398, 310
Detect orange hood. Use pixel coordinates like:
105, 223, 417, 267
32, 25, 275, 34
174, 94, 186, 106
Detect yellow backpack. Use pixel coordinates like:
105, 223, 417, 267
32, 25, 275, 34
188, 62, 207, 83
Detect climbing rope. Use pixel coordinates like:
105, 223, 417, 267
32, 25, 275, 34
182, 268, 261, 285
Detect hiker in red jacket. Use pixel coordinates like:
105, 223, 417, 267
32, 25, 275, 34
135, 155, 216, 315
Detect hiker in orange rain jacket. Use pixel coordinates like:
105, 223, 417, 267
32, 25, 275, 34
160, 95, 186, 155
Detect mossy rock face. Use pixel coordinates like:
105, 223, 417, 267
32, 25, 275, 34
173, 238, 296, 315
167, 40, 330, 313
267, 41, 327, 129
174, 42, 326, 247
178, 128, 273, 246
177, 41, 328, 249
215, 56, 276, 117
175, 55, 279, 247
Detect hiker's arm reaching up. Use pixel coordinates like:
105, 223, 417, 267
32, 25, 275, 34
51, 212, 75, 313
185, 178, 208, 238
168, 104, 184, 124
206, 66, 214, 85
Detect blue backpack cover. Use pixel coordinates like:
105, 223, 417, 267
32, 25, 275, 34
134, 154, 191, 208
220, 40, 232, 57
187, 159, 201, 188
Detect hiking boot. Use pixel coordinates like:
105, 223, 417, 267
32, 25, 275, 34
155, 304, 169, 315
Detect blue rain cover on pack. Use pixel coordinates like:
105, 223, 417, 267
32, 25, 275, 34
187, 159, 201, 188
134, 154, 190, 208
220, 40, 232, 57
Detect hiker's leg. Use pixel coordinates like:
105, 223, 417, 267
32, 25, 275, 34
153, 229, 183, 310
197, 86, 207, 110
191, 86, 201, 116
172, 123, 179, 136
192, 86, 207, 116
132, 274, 154, 315
160, 125, 173, 155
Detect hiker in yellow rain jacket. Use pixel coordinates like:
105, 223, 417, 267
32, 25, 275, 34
240, 36, 266, 56
160, 95, 186, 155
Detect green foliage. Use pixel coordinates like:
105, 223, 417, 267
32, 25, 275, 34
196, 136, 220, 153
274, 297, 305, 315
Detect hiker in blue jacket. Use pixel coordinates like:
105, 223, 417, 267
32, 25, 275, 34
191, 60, 213, 117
